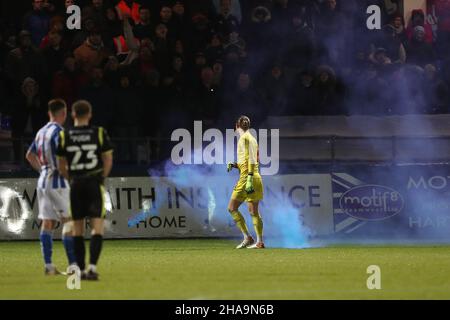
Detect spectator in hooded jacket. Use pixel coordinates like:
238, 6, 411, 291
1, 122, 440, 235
245, 6, 273, 52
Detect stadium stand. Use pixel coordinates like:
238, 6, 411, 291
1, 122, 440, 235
0, 0, 449, 168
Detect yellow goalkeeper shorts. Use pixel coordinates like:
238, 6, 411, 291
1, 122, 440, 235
231, 174, 264, 203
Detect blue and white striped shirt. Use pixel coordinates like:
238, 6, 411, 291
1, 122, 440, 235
29, 122, 67, 189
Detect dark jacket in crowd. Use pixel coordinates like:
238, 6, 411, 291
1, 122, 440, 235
406, 38, 436, 67
23, 9, 50, 46
79, 82, 115, 130
5, 46, 47, 93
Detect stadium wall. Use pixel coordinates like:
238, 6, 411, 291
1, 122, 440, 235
1, 165, 450, 243
266, 115, 450, 162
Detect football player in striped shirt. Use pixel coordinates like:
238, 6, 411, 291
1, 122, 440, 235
26, 99, 76, 275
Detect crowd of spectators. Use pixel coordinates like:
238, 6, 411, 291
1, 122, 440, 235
1, 0, 450, 162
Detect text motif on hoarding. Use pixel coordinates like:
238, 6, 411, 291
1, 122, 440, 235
339, 185, 404, 221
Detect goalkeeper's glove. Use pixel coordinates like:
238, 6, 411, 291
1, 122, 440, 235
227, 162, 237, 172
245, 174, 255, 194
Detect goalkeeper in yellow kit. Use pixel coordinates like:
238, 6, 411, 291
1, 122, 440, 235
227, 116, 265, 249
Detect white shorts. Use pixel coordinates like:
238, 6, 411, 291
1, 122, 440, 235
37, 187, 71, 221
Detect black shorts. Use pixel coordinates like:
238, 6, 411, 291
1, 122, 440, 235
70, 177, 105, 221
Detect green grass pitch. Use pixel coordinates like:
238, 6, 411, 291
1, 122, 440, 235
1, 239, 450, 300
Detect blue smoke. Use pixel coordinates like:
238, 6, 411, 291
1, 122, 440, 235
147, 159, 312, 248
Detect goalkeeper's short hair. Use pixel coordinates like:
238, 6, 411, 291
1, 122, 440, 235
237, 115, 251, 131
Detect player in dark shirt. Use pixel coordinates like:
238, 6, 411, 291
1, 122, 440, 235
56, 100, 113, 281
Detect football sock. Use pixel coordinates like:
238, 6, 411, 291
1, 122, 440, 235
73, 236, 86, 271
229, 210, 250, 238
90, 234, 103, 266
40, 230, 53, 266
62, 234, 76, 265
252, 214, 264, 243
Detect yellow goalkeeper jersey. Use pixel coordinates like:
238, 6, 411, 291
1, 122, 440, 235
237, 130, 260, 176
232, 130, 263, 202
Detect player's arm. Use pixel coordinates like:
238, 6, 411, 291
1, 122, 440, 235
57, 157, 69, 180
25, 140, 41, 172
99, 127, 114, 179
102, 152, 113, 178
55, 130, 69, 180
26, 150, 41, 172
